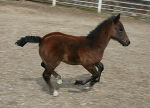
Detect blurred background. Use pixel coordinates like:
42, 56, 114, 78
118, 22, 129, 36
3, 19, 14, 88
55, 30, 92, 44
27, 0, 150, 18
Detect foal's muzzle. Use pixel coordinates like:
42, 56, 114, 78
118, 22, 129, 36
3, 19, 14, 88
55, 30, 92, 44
122, 41, 130, 46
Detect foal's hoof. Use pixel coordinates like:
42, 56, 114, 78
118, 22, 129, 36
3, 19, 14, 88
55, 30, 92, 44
74, 80, 84, 85
53, 90, 59, 97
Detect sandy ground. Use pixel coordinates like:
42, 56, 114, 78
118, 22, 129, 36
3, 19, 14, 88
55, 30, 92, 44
0, 1, 150, 108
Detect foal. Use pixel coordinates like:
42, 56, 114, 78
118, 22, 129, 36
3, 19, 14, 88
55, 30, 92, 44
16, 14, 130, 96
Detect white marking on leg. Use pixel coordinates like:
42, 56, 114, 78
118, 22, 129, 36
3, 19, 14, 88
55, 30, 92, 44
53, 90, 59, 97
85, 86, 90, 89
57, 79, 62, 85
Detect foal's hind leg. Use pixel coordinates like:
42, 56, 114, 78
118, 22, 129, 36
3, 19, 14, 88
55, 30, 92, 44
41, 62, 62, 85
43, 67, 60, 96
75, 65, 100, 87
42, 69, 55, 95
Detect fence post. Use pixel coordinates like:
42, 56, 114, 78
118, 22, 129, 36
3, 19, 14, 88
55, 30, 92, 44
52, 0, 56, 6
98, 0, 102, 13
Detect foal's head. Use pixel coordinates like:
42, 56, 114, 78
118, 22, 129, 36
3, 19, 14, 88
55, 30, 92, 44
110, 14, 130, 46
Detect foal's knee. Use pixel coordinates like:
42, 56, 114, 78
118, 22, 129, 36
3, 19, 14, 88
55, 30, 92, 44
96, 62, 104, 72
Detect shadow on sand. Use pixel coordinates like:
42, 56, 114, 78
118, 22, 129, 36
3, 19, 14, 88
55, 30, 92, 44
20, 74, 93, 94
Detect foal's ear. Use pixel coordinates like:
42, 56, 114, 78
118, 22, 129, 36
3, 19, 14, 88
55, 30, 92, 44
113, 13, 120, 24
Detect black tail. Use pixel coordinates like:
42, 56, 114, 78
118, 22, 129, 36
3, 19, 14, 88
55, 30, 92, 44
15, 36, 41, 47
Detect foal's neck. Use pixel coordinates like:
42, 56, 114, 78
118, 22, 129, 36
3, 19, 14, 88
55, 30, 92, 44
94, 21, 112, 51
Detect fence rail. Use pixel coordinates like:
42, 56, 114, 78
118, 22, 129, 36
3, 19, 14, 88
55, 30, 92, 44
44, 0, 150, 17
104, 0, 150, 7
102, 0, 150, 17
56, 1, 97, 8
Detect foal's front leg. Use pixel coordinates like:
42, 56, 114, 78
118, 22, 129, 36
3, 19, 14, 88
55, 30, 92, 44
75, 65, 100, 86
95, 62, 104, 82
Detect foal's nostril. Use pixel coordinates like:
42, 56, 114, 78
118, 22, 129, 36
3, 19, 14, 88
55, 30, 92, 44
123, 40, 130, 46
126, 41, 130, 46
127, 41, 130, 45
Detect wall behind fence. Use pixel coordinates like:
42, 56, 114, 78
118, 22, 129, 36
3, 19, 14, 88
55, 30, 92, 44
29, 0, 150, 18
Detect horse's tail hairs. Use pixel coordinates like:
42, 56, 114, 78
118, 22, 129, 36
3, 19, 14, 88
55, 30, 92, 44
15, 36, 41, 47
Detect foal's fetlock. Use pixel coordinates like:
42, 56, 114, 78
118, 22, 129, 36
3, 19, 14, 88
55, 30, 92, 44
90, 79, 96, 86
56, 76, 62, 85
97, 76, 100, 82
95, 75, 100, 82
89, 76, 99, 86
92, 75, 99, 81
57, 79, 62, 85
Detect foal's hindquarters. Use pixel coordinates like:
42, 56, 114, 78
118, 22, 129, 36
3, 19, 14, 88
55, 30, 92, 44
41, 62, 62, 96
41, 61, 64, 96
39, 38, 64, 96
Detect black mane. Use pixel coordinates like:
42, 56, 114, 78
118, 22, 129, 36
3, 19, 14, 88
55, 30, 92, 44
87, 16, 114, 39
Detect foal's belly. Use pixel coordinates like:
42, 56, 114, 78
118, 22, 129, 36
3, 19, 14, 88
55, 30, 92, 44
62, 53, 81, 65
62, 53, 103, 65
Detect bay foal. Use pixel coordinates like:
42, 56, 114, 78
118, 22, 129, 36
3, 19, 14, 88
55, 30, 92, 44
16, 14, 130, 96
